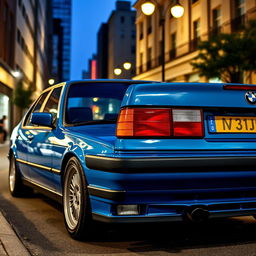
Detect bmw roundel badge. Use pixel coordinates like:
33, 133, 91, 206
245, 91, 256, 104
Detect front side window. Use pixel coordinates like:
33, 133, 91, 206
24, 91, 49, 127
65, 83, 129, 125
43, 87, 62, 120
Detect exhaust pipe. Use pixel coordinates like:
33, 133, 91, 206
184, 206, 209, 222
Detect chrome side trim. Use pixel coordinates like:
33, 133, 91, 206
16, 159, 61, 174
87, 185, 125, 193
23, 178, 62, 197
87, 185, 126, 201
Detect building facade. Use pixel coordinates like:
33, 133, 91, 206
52, 0, 72, 82
0, 0, 52, 130
0, 0, 16, 130
97, 1, 136, 79
97, 23, 109, 79
133, 0, 256, 83
82, 54, 97, 79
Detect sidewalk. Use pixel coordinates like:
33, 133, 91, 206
0, 212, 30, 256
0, 141, 8, 148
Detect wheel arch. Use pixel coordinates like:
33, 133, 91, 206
60, 151, 86, 185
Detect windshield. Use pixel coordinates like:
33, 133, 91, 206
65, 83, 129, 125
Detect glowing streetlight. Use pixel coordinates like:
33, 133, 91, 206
123, 62, 132, 70
48, 79, 55, 85
140, 0, 184, 81
171, 2, 184, 18
12, 70, 22, 79
114, 68, 122, 76
141, 1, 155, 16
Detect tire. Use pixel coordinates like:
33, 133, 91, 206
63, 157, 93, 240
9, 154, 32, 197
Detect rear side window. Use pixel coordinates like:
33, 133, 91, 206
66, 83, 129, 125
24, 92, 49, 127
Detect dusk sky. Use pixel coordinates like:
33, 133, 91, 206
70, 0, 135, 80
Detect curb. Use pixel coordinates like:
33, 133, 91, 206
0, 211, 30, 256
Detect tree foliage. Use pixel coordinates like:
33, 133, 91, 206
191, 20, 256, 83
13, 80, 33, 110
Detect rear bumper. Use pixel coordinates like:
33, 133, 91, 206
85, 155, 256, 173
86, 153, 256, 223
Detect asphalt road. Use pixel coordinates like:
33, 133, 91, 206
2, 145, 256, 255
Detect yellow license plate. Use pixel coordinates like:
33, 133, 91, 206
209, 116, 256, 133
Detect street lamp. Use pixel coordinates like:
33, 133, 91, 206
114, 68, 122, 76
170, 1, 184, 18
48, 78, 55, 85
141, 2, 155, 15
123, 62, 132, 70
11, 70, 22, 79
141, 0, 184, 81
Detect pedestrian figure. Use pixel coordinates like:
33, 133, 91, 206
0, 115, 7, 143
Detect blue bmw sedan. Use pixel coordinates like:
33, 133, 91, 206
9, 80, 256, 239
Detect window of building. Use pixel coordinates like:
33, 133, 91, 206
22, 4, 25, 17
234, 0, 245, 17
191, 19, 200, 51
193, 19, 200, 39
17, 30, 21, 44
213, 7, 221, 29
147, 15, 152, 34
170, 32, 177, 59
232, 0, 245, 32
139, 22, 144, 40
147, 47, 152, 70
121, 16, 125, 24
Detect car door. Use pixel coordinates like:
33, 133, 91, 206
27, 86, 63, 192
16, 91, 50, 181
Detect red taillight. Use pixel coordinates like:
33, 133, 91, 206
116, 108, 204, 138
224, 85, 256, 90
116, 108, 171, 137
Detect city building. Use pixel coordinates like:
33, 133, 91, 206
82, 54, 97, 79
133, 0, 256, 83
52, 0, 72, 82
0, 0, 53, 130
97, 0, 136, 79
97, 23, 109, 79
0, 0, 16, 130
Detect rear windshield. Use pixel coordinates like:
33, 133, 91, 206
65, 83, 129, 125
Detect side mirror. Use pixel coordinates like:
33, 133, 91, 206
31, 112, 54, 128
